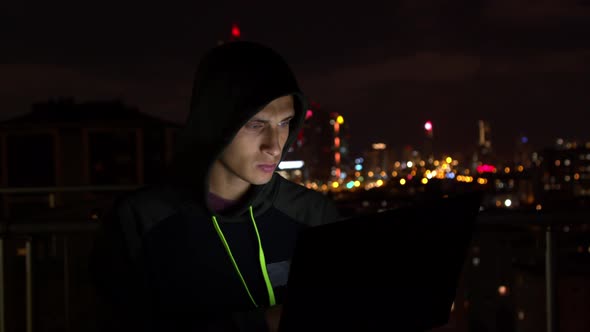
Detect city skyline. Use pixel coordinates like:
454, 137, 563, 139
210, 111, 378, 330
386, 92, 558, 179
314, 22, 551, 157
6, 96, 588, 165
2, 1, 590, 160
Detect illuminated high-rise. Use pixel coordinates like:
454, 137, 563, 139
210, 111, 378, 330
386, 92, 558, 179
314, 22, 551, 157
472, 120, 495, 170
423, 120, 434, 164
365, 143, 393, 176
287, 103, 350, 184
478, 120, 492, 156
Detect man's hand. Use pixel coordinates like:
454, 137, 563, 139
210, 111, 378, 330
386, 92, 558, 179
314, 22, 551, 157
265, 304, 282, 332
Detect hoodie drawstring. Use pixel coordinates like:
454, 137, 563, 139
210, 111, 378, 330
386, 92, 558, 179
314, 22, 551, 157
211, 206, 276, 308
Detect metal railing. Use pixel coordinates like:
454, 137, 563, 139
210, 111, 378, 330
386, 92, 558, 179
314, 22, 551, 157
1, 223, 99, 332
0, 186, 141, 194
0, 185, 139, 332
1, 187, 588, 332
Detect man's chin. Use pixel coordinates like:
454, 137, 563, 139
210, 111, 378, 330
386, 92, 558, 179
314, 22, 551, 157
250, 173, 274, 185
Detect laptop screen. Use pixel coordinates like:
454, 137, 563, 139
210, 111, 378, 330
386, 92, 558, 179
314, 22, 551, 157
279, 193, 482, 332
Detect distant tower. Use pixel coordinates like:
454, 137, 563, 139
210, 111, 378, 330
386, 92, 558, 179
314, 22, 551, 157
331, 113, 348, 181
473, 120, 493, 168
478, 120, 492, 152
423, 121, 434, 164
478, 120, 492, 158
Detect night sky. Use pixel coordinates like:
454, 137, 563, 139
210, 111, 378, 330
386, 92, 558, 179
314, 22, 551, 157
2, 1, 590, 160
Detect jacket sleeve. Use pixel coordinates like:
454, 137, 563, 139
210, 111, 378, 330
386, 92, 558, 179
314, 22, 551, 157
89, 196, 271, 332
322, 194, 341, 224
307, 191, 340, 227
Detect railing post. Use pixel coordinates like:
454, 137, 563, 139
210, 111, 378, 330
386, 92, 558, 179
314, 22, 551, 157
0, 237, 5, 332
545, 225, 557, 332
63, 237, 70, 332
25, 239, 33, 332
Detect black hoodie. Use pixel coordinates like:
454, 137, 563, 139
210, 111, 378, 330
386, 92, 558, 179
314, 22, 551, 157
90, 41, 339, 331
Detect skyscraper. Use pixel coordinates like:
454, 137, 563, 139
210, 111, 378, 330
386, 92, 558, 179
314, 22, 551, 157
472, 120, 494, 170
364, 142, 393, 176
478, 120, 492, 153
288, 103, 343, 184
423, 120, 434, 165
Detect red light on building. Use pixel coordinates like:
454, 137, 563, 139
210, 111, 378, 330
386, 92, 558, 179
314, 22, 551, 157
424, 121, 433, 131
305, 109, 313, 119
296, 129, 304, 146
476, 164, 496, 173
231, 24, 241, 39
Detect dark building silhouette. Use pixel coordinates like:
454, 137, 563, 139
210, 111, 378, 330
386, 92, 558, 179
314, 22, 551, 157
514, 135, 534, 169
534, 139, 590, 206
0, 98, 180, 219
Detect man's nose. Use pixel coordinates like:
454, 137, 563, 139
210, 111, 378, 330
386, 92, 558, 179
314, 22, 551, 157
261, 127, 282, 157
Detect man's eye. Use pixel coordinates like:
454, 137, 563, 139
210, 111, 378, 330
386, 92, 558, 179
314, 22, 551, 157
246, 122, 264, 129
279, 120, 291, 127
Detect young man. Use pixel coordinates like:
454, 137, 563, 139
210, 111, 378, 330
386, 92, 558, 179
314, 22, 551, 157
90, 41, 339, 331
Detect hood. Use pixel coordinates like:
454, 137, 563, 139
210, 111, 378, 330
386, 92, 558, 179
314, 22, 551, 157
163, 41, 307, 216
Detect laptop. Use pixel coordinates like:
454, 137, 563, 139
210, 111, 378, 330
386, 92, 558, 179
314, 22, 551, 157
278, 192, 483, 332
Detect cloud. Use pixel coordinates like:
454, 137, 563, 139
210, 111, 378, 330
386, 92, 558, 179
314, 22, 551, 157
0, 63, 191, 122
483, 0, 590, 23
485, 50, 590, 75
301, 49, 590, 102
299, 52, 481, 104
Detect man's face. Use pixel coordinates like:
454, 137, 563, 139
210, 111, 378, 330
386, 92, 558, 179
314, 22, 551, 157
215, 95, 295, 186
